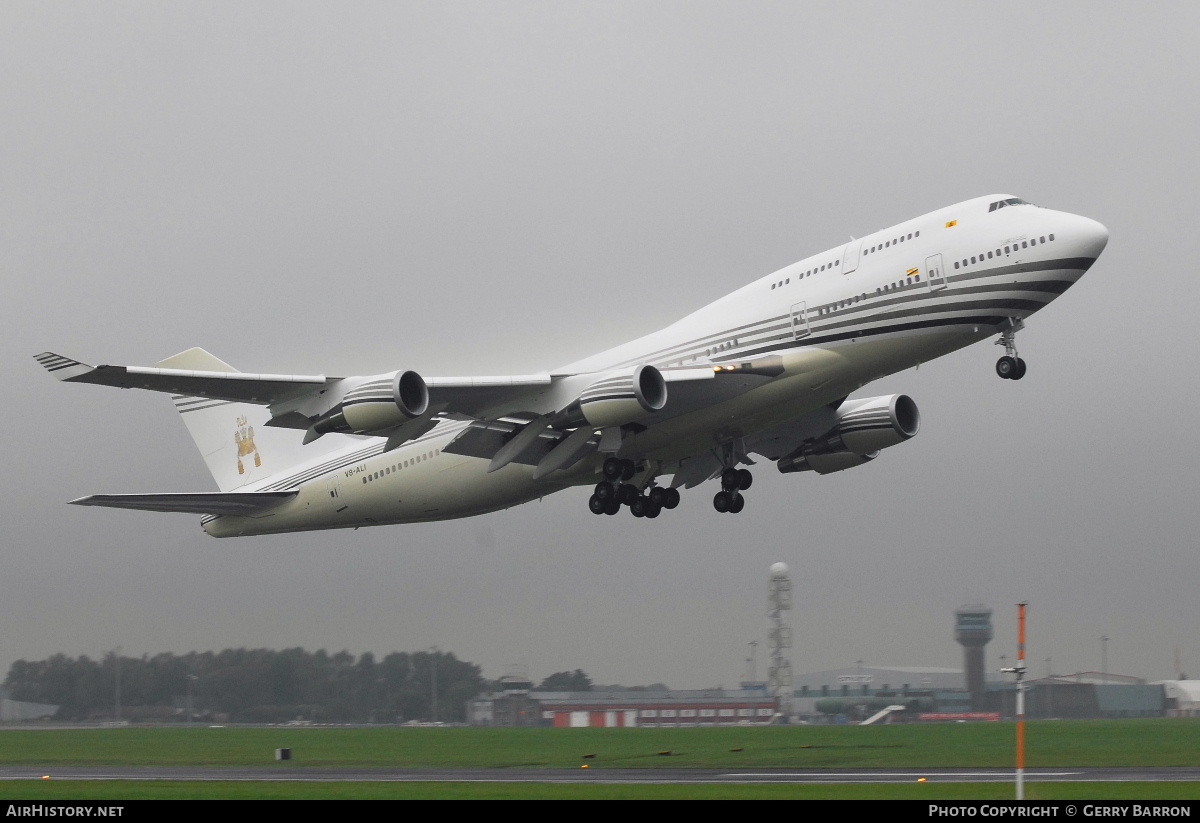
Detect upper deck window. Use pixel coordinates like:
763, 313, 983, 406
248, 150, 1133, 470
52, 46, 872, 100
988, 197, 1033, 212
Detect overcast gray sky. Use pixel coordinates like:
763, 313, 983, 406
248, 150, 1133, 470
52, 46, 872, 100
4, 1, 1198, 690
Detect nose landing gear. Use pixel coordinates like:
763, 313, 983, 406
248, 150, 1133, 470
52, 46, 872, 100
995, 318, 1027, 380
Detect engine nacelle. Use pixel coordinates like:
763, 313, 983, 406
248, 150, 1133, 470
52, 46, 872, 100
337, 370, 430, 434
776, 394, 919, 475
552, 365, 668, 429
779, 450, 878, 475
819, 394, 920, 454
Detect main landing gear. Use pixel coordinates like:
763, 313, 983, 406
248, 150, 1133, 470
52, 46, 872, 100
587, 457, 681, 519
995, 318, 1027, 380
713, 467, 752, 514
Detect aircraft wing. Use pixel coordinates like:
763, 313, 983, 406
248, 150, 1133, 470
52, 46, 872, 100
422, 374, 553, 418
35, 351, 772, 450
35, 352, 328, 406
69, 491, 298, 515
35, 351, 553, 421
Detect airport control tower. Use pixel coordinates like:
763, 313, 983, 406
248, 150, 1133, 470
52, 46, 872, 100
955, 605, 993, 710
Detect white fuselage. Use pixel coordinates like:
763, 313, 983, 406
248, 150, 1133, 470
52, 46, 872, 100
203, 195, 1108, 537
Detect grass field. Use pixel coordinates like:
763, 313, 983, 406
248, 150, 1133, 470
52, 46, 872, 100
2, 719, 1198, 768
0, 719, 1197, 799
3, 780, 1200, 801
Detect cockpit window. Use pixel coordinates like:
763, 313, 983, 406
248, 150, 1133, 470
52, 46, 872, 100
988, 197, 1033, 212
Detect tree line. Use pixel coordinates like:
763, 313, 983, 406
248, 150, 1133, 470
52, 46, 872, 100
3, 648, 487, 723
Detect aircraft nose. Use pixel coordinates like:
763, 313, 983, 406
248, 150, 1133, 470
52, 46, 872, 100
1076, 215, 1109, 259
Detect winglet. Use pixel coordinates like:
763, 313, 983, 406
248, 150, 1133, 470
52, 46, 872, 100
34, 352, 94, 381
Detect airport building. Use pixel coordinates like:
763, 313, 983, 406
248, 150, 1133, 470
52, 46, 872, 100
472, 602, 1198, 725
1160, 681, 1200, 717
470, 683, 777, 727
0, 689, 57, 722
788, 665, 970, 722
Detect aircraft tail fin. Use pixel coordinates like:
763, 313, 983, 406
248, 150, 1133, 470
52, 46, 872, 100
157, 348, 322, 492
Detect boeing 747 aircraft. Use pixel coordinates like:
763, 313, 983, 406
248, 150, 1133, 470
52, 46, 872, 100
37, 195, 1108, 537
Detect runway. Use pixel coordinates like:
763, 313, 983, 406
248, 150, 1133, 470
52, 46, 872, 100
1, 766, 1198, 784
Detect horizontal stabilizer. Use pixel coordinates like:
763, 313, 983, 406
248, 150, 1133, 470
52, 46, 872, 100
69, 491, 298, 515
34, 352, 94, 381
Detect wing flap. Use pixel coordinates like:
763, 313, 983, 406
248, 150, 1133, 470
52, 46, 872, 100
69, 491, 298, 515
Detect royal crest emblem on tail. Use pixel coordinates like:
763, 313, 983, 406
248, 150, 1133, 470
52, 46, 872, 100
234, 415, 262, 475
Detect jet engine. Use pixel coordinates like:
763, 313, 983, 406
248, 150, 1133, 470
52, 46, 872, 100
777, 394, 919, 475
308, 370, 429, 438
551, 364, 667, 429
779, 450, 879, 475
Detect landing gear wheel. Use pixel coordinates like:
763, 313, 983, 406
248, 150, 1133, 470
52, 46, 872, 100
594, 482, 615, 501
713, 491, 732, 513
648, 487, 667, 506
728, 492, 745, 514
588, 494, 606, 515
721, 468, 741, 490
604, 498, 621, 515
630, 497, 649, 518
663, 488, 681, 509
618, 484, 639, 505
737, 469, 753, 490
644, 502, 661, 519
602, 457, 623, 481
996, 356, 1018, 380
620, 460, 637, 482
994, 317, 1026, 380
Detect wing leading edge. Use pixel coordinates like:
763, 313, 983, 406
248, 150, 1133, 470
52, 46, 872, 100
34, 351, 329, 406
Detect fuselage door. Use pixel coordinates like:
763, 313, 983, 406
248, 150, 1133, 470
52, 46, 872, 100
790, 302, 811, 340
325, 474, 349, 513
842, 239, 863, 275
926, 253, 947, 291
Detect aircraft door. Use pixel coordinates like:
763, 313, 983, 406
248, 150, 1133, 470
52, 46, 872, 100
926, 253, 947, 291
842, 239, 863, 274
325, 475, 349, 513
790, 302, 811, 340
